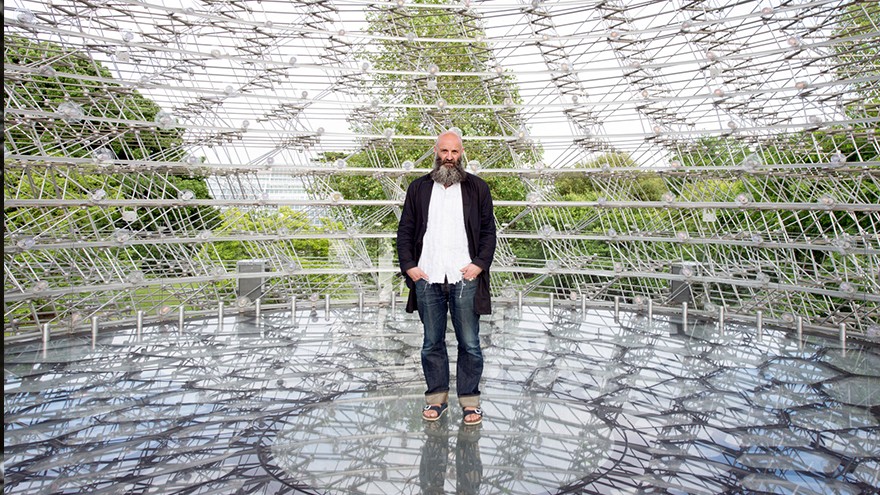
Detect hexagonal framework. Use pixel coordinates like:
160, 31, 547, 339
4, 0, 879, 337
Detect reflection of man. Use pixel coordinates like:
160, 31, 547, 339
419, 421, 483, 494
397, 130, 496, 426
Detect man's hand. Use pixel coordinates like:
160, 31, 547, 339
406, 267, 429, 282
460, 263, 483, 281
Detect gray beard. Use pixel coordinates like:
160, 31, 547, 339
430, 155, 466, 186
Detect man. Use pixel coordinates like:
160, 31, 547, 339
397, 130, 497, 426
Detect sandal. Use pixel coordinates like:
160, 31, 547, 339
463, 407, 483, 426
422, 403, 448, 421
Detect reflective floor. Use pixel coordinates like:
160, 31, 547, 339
4, 305, 880, 494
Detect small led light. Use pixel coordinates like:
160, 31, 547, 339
16, 237, 35, 249
741, 154, 762, 169
713, 88, 725, 97
818, 195, 835, 206
436, 98, 447, 109
17, 9, 37, 24
57, 102, 84, 123
122, 30, 134, 42
735, 193, 751, 205
178, 190, 195, 201
402, 160, 414, 170
335, 158, 347, 169
289, 56, 297, 65
154, 111, 177, 129
662, 192, 675, 203
427, 64, 439, 75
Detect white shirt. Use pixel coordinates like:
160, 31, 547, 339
418, 182, 472, 284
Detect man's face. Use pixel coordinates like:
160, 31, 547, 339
434, 134, 462, 168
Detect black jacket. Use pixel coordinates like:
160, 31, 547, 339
397, 173, 497, 314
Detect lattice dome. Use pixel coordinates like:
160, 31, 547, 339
4, 0, 879, 337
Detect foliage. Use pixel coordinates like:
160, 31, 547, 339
317, 0, 535, 262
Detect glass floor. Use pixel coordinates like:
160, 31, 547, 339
4, 305, 879, 494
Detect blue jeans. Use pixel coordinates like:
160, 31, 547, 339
415, 279, 483, 406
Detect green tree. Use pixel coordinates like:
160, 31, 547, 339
318, 0, 531, 262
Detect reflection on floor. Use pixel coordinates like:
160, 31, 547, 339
4, 305, 880, 494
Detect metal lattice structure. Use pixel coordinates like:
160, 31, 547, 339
4, 0, 880, 338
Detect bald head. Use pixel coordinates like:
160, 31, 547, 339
435, 130, 463, 149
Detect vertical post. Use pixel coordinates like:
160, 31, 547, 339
255, 298, 261, 321
796, 316, 803, 349
647, 298, 653, 323
178, 306, 184, 334
290, 296, 297, 326
839, 322, 846, 352
756, 310, 763, 341
42, 322, 50, 352
580, 295, 586, 320
325, 294, 331, 319
358, 292, 364, 315
517, 290, 523, 314
614, 296, 620, 321
136, 310, 144, 341
549, 293, 555, 316
718, 306, 725, 334
91, 316, 98, 350
390, 291, 396, 314
681, 302, 688, 330
218, 302, 224, 330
